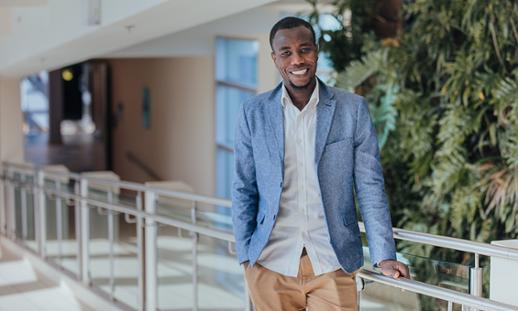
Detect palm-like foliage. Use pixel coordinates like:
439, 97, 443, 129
310, 0, 518, 274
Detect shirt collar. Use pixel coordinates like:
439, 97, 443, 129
281, 79, 319, 110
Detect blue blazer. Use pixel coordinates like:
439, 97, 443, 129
231, 79, 396, 273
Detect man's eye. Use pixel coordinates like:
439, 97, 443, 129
301, 48, 312, 53
281, 51, 291, 57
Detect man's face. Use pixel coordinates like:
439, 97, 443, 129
271, 26, 318, 90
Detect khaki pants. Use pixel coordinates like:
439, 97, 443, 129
244, 250, 358, 311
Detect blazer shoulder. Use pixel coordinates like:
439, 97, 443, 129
243, 88, 280, 115
328, 86, 367, 115
330, 86, 365, 105
242, 88, 276, 113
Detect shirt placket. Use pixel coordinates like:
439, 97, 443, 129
296, 111, 307, 253
293, 105, 306, 275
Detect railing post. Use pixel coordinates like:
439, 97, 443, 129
144, 189, 157, 311
20, 174, 28, 240
0, 163, 5, 235
0, 165, 4, 236
74, 181, 82, 278
6, 167, 16, 239
35, 169, 47, 258
191, 202, 199, 311
136, 192, 146, 311
107, 190, 115, 299
79, 178, 91, 285
55, 180, 63, 263
469, 253, 483, 311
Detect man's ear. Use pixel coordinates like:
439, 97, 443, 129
271, 51, 276, 62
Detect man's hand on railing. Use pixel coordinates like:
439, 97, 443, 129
378, 260, 410, 279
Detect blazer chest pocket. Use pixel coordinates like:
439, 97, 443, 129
324, 138, 352, 153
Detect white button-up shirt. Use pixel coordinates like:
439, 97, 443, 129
257, 81, 341, 277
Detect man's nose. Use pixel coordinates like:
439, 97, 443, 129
291, 52, 304, 65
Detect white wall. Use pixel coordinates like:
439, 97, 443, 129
108, 57, 215, 196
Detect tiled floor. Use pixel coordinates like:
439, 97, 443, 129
25, 132, 107, 173
0, 243, 96, 311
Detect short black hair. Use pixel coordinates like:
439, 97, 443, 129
269, 16, 317, 50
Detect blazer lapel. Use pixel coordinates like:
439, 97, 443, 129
315, 80, 336, 166
265, 83, 284, 165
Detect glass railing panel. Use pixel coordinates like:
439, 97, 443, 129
43, 178, 79, 276
360, 232, 471, 311
86, 188, 140, 309
111, 190, 140, 310
87, 188, 119, 300
156, 196, 193, 223
196, 234, 246, 311
361, 281, 466, 310
156, 223, 195, 310
196, 203, 233, 232
13, 173, 37, 252
360, 281, 421, 310
156, 199, 233, 233
154, 204, 244, 310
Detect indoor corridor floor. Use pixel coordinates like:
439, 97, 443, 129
0, 242, 96, 311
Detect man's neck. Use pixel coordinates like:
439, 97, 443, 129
285, 79, 317, 111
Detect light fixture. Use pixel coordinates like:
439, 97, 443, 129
62, 69, 73, 81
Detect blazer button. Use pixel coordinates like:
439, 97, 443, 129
279, 181, 283, 188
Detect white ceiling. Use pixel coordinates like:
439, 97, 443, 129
0, 0, 47, 6
106, 1, 321, 58
0, 0, 277, 77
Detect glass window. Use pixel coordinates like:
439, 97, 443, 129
215, 38, 258, 200
216, 38, 258, 87
21, 72, 50, 135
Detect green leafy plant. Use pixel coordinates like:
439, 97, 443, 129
310, 0, 518, 308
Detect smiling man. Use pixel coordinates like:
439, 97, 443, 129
232, 16, 409, 311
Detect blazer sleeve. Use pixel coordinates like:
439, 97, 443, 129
231, 101, 259, 264
353, 98, 397, 266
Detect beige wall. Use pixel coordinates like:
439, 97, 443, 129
108, 58, 215, 196
0, 77, 23, 234
0, 77, 23, 162
256, 34, 279, 93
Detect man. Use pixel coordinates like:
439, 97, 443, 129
232, 16, 409, 310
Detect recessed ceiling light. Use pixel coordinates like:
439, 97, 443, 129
62, 69, 73, 81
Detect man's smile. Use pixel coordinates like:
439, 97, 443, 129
289, 68, 309, 76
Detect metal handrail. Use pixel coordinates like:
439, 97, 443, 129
4, 160, 518, 261
3, 173, 518, 311
357, 222, 518, 260
4, 160, 518, 259
41, 167, 232, 207
10, 181, 237, 243
358, 270, 518, 311
3, 161, 518, 311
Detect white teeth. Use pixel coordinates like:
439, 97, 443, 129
291, 69, 307, 75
